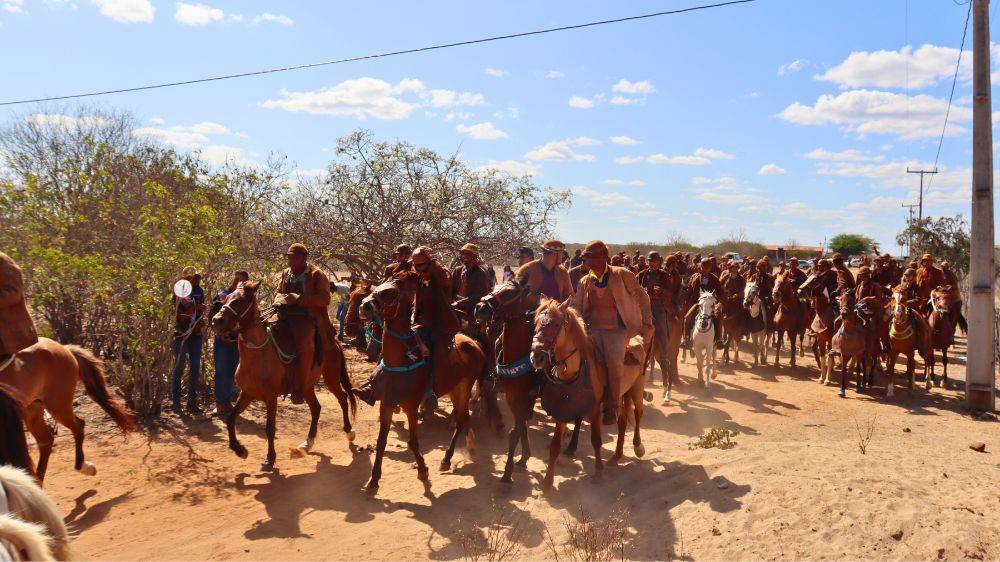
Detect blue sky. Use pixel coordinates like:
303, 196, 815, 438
1, 0, 994, 253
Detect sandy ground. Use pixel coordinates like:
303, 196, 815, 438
35, 335, 1000, 561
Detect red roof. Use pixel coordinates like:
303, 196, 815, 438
764, 245, 823, 252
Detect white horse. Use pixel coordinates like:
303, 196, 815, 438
743, 281, 769, 366
690, 291, 718, 388
0, 465, 72, 561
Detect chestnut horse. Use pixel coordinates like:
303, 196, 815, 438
887, 292, 933, 396
798, 274, 837, 384
928, 285, 958, 387
344, 282, 380, 361
771, 273, 804, 367
211, 281, 356, 472
829, 293, 867, 398
358, 274, 484, 494
0, 338, 136, 483
719, 289, 748, 365
474, 279, 540, 483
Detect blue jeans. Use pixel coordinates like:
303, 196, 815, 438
172, 334, 203, 406
336, 301, 347, 340
213, 337, 239, 407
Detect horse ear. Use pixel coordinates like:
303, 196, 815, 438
245, 280, 260, 293
558, 298, 571, 312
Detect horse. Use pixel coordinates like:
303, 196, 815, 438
689, 291, 717, 389
771, 273, 804, 367
829, 292, 868, 398
719, 290, 748, 365
344, 282, 379, 361
0, 338, 136, 483
886, 292, 932, 397
0, 465, 72, 561
798, 274, 837, 384
474, 279, 542, 483
742, 281, 769, 366
0, 385, 34, 477
211, 281, 356, 472
928, 285, 958, 387
358, 273, 484, 494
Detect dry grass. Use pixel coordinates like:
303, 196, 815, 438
545, 500, 633, 562
689, 426, 739, 450
852, 414, 877, 455
457, 500, 525, 562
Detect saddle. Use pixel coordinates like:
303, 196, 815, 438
540, 360, 595, 423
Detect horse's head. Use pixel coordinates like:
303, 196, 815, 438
698, 290, 717, 311
743, 281, 760, 309
837, 291, 858, 321
475, 278, 529, 325
891, 291, 910, 327
360, 276, 411, 323
530, 298, 584, 381
798, 273, 818, 296
212, 280, 259, 335
931, 285, 953, 315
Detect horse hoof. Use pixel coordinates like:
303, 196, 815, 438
634, 443, 646, 458
515, 459, 529, 469
854, 386, 862, 393
290, 447, 306, 458
78, 462, 97, 476
365, 482, 379, 496
298, 438, 314, 452
346, 430, 356, 442
417, 467, 430, 481
440, 460, 451, 472
661, 394, 670, 406
608, 454, 622, 466
260, 461, 274, 472
500, 474, 514, 484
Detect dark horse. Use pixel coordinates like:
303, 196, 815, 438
358, 273, 485, 494
771, 272, 806, 367
0, 382, 35, 477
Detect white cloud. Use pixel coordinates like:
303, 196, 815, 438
477, 159, 539, 177
647, 153, 711, 166
695, 147, 734, 160
573, 136, 601, 146
3, 0, 24, 13
610, 96, 643, 106
261, 78, 425, 120
694, 176, 766, 204
132, 120, 246, 149
484, 67, 507, 77
610, 135, 640, 146
778, 58, 808, 76
26, 113, 111, 129
571, 186, 633, 207
611, 79, 655, 94
455, 121, 507, 140
817, 44, 969, 89
805, 148, 885, 162
615, 156, 643, 165
174, 2, 222, 25
90, 0, 154, 22
545, 70, 565, 79
601, 179, 645, 186
691, 177, 712, 185
198, 144, 254, 167
568, 95, 595, 109
779, 89, 971, 140
492, 107, 520, 120
445, 111, 472, 122
758, 164, 786, 175
149, 117, 166, 125
426, 89, 484, 108
525, 139, 596, 162
252, 11, 292, 25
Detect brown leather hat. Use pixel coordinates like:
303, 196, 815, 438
286, 243, 308, 256
582, 240, 609, 258
459, 243, 480, 255
395, 244, 412, 255
540, 240, 565, 253
648, 251, 662, 261
831, 252, 843, 261
921, 253, 934, 262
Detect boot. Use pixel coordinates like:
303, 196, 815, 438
352, 370, 384, 406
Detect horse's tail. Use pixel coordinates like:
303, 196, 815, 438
0, 514, 53, 561
337, 345, 356, 418
0, 465, 72, 561
67, 345, 137, 432
0, 387, 35, 477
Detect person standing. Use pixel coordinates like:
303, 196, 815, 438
209, 270, 248, 417
172, 266, 207, 413
638, 252, 672, 398
0, 252, 38, 372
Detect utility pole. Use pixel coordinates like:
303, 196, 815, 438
906, 167, 937, 222
901, 203, 918, 257
968, 0, 995, 412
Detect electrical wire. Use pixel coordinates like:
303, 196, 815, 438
0, 0, 756, 106
927, 0, 972, 191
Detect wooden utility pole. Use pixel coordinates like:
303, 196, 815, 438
906, 168, 937, 221
968, 0, 996, 412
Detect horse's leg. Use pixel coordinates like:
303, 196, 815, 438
48, 401, 94, 476
722, 334, 730, 365
442, 379, 473, 470
543, 422, 564, 491
227, 391, 252, 459
854, 354, 864, 392
733, 332, 740, 364
23, 405, 53, 483
321, 357, 355, 441
632, 383, 645, 458
774, 331, 783, 367
366, 403, 392, 494
709, 341, 717, 381
563, 417, 581, 456
942, 348, 949, 387
405, 403, 429, 482
589, 409, 603, 478
261, 397, 277, 472
610, 394, 627, 465
908, 353, 917, 392
839, 354, 848, 398
500, 420, 522, 483
695, 346, 704, 386
789, 332, 797, 367
297, 379, 321, 453
812, 337, 823, 380
517, 423, 530, 468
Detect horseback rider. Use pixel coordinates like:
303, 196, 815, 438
893, 268, 931, 345
0, 252, 38, 373
411, 246, 461, 413
683, 258, 723, 348
383, 244, 413, 281
572, 240, 652, 425
785, 257, 808, 289
720, 260, 746, 301
515, 240, 574, 309
750, 258, 775, 328
638, 252, 672, 394
831, 253, 855, 295
939, 261, 968, 332
273, 243, 334, 404
916, 253, 945, 314
451, 243, 492, 322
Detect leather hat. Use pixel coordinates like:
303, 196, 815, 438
648, 251, 662, 261
540, 240, 565, 253
459, 243, 480, 255
582, 240, 609, 258
286, 243, 308, 256
394, 244, 412, 255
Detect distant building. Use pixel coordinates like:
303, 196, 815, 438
765, 245, 824, 261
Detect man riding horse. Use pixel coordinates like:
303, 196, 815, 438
915, 253, 945, 315
451, 243, 493, 321
515, 240, 574, 306
0, 252, 38, 373
572, 240, 652, 425
273, 243, 334, 403
382, 244, 413, 281
410, 246, 461, 412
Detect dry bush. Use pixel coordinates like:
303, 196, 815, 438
457, 500, 525, 562
852, 414, 877, 455
546, 501, 633, 562
689, 426, 739, 450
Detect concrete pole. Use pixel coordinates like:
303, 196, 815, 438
968, 0, 996, 412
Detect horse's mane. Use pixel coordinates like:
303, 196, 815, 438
536, 298, 589, 352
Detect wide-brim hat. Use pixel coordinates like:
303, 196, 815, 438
459, 243, 480, 255
582, 240, 608, 258
394, 244, 413, 255
831, 252, 843, 261
540, 240, 565, 253
921, 253, 934, 262
286, 242, 309, 256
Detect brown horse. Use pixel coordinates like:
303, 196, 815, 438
474, 279, 540, 483
928, 285, 958, 387
211, 281, 356, 472
344, 282, 380, 361
798, 274, 837, 383
719, 291, 748, 365
0, 338, 136, 483
0, 383, 35, 477
887, 291, 933, 397
358, 274, 484, 494
830, 293, 868, 398
771, 273, 804, 367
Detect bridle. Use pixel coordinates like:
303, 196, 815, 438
479, 282, 529, 325
534, 309, 583, 384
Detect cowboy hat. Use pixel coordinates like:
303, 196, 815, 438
540, 240, 565, 253
459, 243, 480, 255
286, 243, 308, 256
582, 240, 609, 258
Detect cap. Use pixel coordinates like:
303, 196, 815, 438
582, 240, 609, 258
286, 243, 308, 256
412, 246, 434, 263
540, 240, 565, 253
394, 244, 413, 255
789, 257, 799, 264
459, 243, 480, 255
647, 251, 662, 261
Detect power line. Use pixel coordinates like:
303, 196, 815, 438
926, 0, 972, 191
0, 0, 756, 107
